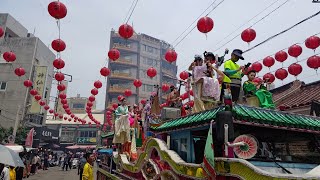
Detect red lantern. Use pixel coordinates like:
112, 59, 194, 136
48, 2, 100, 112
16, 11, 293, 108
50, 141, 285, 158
70, 114, 75, 118
44, 105, 50, 110
61, 99, 68, 104
106, 111, 112, 115
118, 24, 134, 39
49, 109, 54, 114
307, 55, 320, 69
253, 77, 263, 84
39, 100, 46, 106
189, 90, 194, 96
59, 93, 67, 99
100, 67, 110, 77
3, 51, 16, 62
117, 95, 124, 101
165, 50, 178, 63
124, 89, 132, 97
133, 79, 142, 88
241, 28, 256, 43
0, 27, 3, 38
179, 71, 189, 80
30, 89, 38, 96
94, 80, 103, 89
51, 39, 66, 52
140, 99, 146, 105
57, 84, 66, 91
53, 58, 65, 69
48, 1, 67, 19
147, 67, 157, 78
89, 95, 95, 102
263, 56, 275, 68
108, 48, 120, 61
34, 95, 42, 101
68, 118, 72, 122
305, 36, 320, 50
288, 44, 302, 58
63, 104, 68, 109
64, 117, 67, 120
162, 84, 169, 92
275, 50, 288, 63
14, 68, 26, 77
55, 72, 65, 81
251, 62, 262, 73
91, 88, 98, 95
263, 73, 275, 83
275, 68, 288, 80
112, 103, 118, 109
87, 102, 93, 107
197, 17, 214, 33
23, 80, 33, 87
288, 63, 303, 76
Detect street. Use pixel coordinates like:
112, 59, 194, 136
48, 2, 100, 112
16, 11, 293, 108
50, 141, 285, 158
28, 166, 97, 180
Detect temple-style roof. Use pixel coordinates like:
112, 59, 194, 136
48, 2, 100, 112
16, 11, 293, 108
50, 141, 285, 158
152, 104, 320, 133
271, 80, 320, 110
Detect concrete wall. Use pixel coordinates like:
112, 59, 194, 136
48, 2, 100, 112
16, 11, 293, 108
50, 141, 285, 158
0, 14, 55, 128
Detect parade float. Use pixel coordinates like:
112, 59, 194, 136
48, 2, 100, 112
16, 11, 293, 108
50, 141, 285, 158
97, 83, 320, 179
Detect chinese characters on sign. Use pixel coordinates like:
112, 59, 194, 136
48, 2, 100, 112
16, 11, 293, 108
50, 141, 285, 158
77, 137, 97, 144
30, 66, 47, 113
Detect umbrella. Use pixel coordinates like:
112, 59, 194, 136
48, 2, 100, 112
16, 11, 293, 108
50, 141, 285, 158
5, 144, 24, 153
0, 145, 25, 167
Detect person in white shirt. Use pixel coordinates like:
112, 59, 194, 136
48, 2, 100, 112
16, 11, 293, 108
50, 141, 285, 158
0, 163, 9, 180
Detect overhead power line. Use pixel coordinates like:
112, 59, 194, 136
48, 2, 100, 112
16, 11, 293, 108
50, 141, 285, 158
125, 0, 139, 24
173, 0, 226, 48
171, 0, 218, 45
213, 0, 291, 52
213, 0, 281, 50
244, 10, 320, 53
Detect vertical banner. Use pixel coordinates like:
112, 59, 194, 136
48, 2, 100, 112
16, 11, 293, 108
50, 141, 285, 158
30, 66, 47, 113
25, 128, 34, 147
56, 81, 68, 119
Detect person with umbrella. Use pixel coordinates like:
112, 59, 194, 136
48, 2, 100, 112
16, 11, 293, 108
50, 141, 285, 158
0, 163, 9, 180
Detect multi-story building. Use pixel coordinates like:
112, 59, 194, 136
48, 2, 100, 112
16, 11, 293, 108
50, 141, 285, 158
105, 30, 177, 109
66, 94, 96, 114
45, 110, 104, 149
0, 14, 55, 128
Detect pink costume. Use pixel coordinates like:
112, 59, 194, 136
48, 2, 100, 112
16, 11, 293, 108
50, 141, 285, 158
193, 65, 220, 100
129, 111, 135, 127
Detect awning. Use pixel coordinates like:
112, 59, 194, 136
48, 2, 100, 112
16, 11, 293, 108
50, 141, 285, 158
97, 149, 113, 155
66, 145, 96, 150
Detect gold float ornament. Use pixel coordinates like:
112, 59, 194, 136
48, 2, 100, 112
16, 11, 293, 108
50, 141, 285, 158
187, 168, 193, 176
196, 168, 204, 177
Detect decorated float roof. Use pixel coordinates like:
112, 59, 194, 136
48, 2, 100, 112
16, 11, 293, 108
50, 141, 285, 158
152, 104, 320, 133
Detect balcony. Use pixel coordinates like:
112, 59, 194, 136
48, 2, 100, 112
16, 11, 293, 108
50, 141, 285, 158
110, 58, 137, 66
108, 85, 136, 94
110, 72, 135, 80
112, 43, 138, 52
112, 32, 139, 41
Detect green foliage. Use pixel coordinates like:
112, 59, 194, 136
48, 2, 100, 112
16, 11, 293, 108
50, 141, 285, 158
0, 126, 28, 145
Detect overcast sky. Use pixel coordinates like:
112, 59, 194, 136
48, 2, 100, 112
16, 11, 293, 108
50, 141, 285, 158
1, 0, 320, 109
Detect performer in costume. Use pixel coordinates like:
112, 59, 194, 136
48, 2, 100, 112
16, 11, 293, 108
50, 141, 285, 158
113, 97, 130, 147
243, 70, 275, 108
222, 49, 248, 103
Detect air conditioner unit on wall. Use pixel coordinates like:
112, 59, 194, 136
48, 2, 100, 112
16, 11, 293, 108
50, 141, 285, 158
161, 107, 181, 120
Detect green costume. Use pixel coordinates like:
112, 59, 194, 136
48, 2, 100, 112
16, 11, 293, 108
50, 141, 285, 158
243, 81, 275, 109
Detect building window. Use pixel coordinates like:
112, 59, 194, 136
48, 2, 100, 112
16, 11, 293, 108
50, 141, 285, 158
0, 82, 7, 91
142, 84, 154, 92
72, 103, 85, 109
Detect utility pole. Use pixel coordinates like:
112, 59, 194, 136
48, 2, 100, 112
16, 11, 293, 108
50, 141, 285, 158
12, 105, 21, 143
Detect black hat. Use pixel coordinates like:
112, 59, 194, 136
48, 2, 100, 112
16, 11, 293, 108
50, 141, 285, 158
194, 55, 203, 62
204, 51, 215, 58
232, 49, 244, 60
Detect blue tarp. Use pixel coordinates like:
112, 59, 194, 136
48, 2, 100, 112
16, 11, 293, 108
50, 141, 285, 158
98, 148, 113, 155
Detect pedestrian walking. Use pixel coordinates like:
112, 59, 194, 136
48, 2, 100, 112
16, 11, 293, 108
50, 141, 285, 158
82, 153, 94, 180
78, 155, 87, 180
